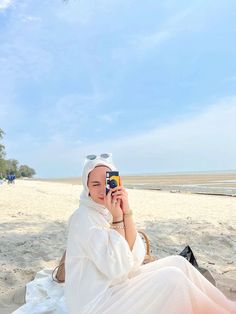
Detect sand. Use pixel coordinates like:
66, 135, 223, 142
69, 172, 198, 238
0, 179, 235, 313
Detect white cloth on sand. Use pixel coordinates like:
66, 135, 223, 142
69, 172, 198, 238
12, 269, 67, 313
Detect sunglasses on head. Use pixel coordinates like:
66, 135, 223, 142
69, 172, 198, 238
86, 153, 112, 160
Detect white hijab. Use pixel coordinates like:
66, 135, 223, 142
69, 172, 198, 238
79, 156, 117, 219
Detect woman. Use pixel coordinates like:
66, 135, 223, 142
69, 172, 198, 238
65, 153, 236, 314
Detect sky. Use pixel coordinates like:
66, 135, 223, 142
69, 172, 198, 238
0, 0, 236, 178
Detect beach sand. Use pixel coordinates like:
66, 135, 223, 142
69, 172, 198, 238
0, 179, 235, 313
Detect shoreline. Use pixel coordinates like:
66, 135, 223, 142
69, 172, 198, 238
32, 171, 236, 197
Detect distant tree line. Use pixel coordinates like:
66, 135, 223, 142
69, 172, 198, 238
0, 128, 36, 179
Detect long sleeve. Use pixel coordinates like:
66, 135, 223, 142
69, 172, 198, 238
87, 226, 135, 280
130, 232, 146, 271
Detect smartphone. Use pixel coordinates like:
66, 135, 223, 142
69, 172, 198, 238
106, 171, 120, 194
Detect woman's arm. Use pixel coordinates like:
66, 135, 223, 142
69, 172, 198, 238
111, 185, 137, 251
123, 212, 137, 251
111, 203, 125, 238
105, 191, 125, 238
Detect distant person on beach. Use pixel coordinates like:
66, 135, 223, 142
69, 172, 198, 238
64, 153, 236, 314
7, 174, 16, 184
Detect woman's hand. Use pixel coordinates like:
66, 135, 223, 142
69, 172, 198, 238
110, 181, 130, 214
104, 189, 123, 219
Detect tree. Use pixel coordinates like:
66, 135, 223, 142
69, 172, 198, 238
18, 165, 36, 178
5, 159, 19, 176
0, 128, 36, 178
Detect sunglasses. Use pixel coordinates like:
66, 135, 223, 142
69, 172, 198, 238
86, 153, 112, 160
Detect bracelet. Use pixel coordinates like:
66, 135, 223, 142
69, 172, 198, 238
124, 210, 133, 217
111, 225, 125, 229
112, 219, 124, 224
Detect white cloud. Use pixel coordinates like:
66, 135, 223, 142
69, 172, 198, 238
6, 96, 236, 177
0, 0, 13, 11
75, 97, 236, 174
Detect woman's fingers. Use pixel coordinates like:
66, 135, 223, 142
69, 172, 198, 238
105, 184, 128, 214
106, 189, 112, 202
105, 189, 114, 209
112, 189, 127, 199
105, 192, 122, 215
111, 186, 127, 195
112, 193, 127, 199
115, 198, 121, 208
112, 191, 123, 197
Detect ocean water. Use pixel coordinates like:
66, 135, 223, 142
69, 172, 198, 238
123, 171, 236, 197
40, 170, 236, 197
126, 183, 236, 196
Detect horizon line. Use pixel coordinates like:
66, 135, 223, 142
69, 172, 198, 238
34, 169, 236, 180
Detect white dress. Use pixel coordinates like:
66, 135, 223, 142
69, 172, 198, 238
64, 203, 236, 314
65, 204, 146, 313
13, 203, 236, 314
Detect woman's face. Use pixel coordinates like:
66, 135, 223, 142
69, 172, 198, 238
87, 165, 110, 205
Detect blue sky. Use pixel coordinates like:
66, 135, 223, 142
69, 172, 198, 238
0, 0, 236, 177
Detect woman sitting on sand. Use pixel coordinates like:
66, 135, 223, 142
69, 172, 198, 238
65, 153, 236, 314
